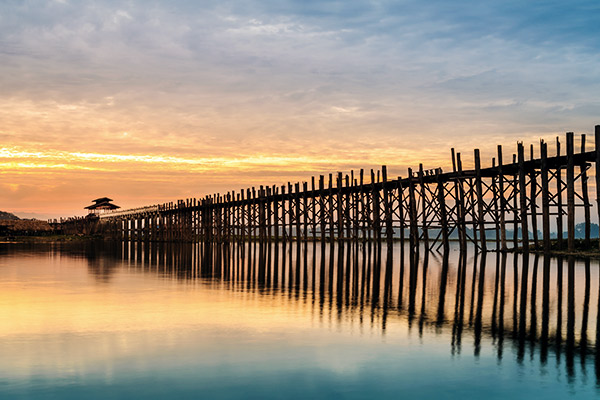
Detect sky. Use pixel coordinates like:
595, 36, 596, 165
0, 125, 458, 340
1, 0, 599, 219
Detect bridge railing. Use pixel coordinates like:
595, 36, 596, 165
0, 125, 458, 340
99, 205, 159, 219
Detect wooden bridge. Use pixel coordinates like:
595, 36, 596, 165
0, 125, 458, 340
73, 126, 600, 253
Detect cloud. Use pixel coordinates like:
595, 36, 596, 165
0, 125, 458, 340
1, 0, 599, 216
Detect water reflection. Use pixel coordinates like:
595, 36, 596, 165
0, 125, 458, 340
2, 239, 598, 397
46, 239, 599, 385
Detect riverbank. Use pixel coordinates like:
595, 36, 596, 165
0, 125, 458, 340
1, 234, 103, 243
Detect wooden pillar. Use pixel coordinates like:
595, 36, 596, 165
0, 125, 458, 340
418, 164, 429, 249
273, 186, 279, 242
398, 178, 405, 247
529, 145, 539, 249
566, 132, 575, 252
359, 170, 366, 242
382, 166, 393, 247
328, 174, 334, 241
540, 140, 551, 252
436, 170, 449, 252
511, 155, 518, 250
345, 175, 352, 239
303, 181, 308, 242
352, 172, 359, 241
556, 137, 564, 249
408, 167, 418, 251
295, 182, 301, 241
279, 186, 286, 240
240, 191, 246, 243
372, 169, 381, 242
580, 134, 591, 248
491, 159, 500, 251
288, 182, 294, 241
518, 143, 529, 252
595, 125, 600, 250
337, 173, 344, 240
311, 177, 317, 240
474, 149, 487, 252
319, 176, 326, 242
456, 153, 467, 250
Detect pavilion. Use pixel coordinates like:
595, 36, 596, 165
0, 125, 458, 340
84, 197, 121, 214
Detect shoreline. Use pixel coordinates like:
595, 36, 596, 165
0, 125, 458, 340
3, 235, 600, 258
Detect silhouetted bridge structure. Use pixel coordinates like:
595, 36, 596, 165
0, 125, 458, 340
66, 126, 600, 253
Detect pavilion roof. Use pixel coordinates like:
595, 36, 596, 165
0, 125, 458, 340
91, 197, 113, 203
85, 200, 120, 210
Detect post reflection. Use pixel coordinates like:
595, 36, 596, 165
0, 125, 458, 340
75, 240, 599, 384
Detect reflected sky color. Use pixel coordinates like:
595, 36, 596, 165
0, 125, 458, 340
1, 1, 599, 218
0, 241, 599, 398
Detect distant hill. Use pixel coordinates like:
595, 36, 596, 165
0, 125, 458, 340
0, 211, 19, 221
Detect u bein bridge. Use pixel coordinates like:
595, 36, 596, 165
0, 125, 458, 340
64, 126, 600, 254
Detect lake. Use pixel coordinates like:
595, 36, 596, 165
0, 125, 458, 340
0, 240, 598, 399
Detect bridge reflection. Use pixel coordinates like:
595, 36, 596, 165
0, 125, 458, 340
79, 240, 599, 385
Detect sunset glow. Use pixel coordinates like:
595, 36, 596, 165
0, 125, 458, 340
2, 1, 599, 218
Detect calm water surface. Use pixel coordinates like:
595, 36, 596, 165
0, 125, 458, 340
0, 240, 598, 399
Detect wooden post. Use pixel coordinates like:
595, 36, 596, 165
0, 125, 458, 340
456, 153, 467, 250
436, 169, 449, 252
529, 144, 539, 249
491, 158, 500, 251
556, 137, 564, 250
408, 168, 418, 251
418, 164, 429, 249
566, 132, 575, 252
372, 169, 381, 242
328, 174, 334, 241
474, 149, 487, 252
274, 186, 279, 242
266, 186, 272, 241
311, 177, 317, 240
382, 166, 393, 247
359, 169, 366, 242
319, 176, 326, 242
398, 178, 405, 247
303, 181, 308, 242
280, 185, 286, 240
293, 182, 302, 241
337, 173, 344, 240
540, 140, 551, 252
518, 143, 529, 252
288, 182, 294, 241
240, 191, 246, 243
580, 134, 591, 248
595, 125, 600, 250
